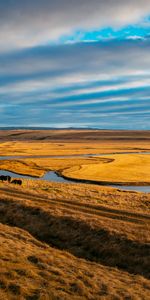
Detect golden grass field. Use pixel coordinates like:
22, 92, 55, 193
61, 154, 150, 185
0, 130, 150, 299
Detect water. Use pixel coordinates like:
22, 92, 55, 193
0, 151, 150, 160
44, 172, 150, 193
0, 155, 83, 160
0, 169, 150, 193
111, 185, 150, 193
0, 169, 73, 183
0, 153, 150, 193
0, 169, 36, 180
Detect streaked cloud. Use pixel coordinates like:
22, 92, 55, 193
0, 39, 150, 129
0, 1, 150, 129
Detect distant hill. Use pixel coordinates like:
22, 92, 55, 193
0, 129, 149, 142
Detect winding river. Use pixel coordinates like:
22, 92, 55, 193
0, 153, 150, 193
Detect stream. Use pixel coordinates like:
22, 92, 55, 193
0, 152, 150, 193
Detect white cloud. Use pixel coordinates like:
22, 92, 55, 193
0, 0, 150, 50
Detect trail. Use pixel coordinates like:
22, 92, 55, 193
0, 186, 150, 278
0, 187, 149, 225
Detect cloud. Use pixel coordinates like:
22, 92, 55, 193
0, 0, 150, 50
0, 39, 150, 129
0, 2, 150, 129
1, 39, 150, 78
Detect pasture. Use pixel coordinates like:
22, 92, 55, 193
0, 130, 149, 299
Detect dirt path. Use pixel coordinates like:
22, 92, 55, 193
0, 186, 150, 278
0, 187, 149, 225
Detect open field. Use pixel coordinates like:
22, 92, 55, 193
0, 130, 150, 299
0, 130, 150, 157
61, 154, 150, 185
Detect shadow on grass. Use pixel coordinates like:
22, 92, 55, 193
0, 198, 149, 279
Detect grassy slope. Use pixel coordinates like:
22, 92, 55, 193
0, 182, 150, 299
1, 222, 150, 300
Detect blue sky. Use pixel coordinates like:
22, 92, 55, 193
0, 0, 150, 129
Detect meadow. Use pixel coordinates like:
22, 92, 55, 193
61, 154, 150, 185
0, 130, 149, 299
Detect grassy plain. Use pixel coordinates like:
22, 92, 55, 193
0, 130, 150, 299
61, 154, 150, 185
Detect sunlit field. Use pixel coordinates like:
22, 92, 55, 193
62, 154, 150, 185
0, 130, 149, 299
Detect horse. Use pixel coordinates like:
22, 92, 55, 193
11, 179, 22, 185
0, 175, 11, 182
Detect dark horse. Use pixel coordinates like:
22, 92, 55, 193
11, 179, 22, 185
0, 175, 11, 182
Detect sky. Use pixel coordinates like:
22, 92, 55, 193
0, 0, 150, 129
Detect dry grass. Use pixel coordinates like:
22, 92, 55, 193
1, 223, 150, 300
0, 153, 149, 187
0, 184, 149, 274
62, 154, 150, 185
0, 160, 45, 177
0, 129, 150, 157
0, 129, 150, 143
0, 133, 150, 299
0, 156, 110, 178
0, 136, 149, 186
2, 178, 149, 214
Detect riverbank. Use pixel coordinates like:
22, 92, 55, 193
0, 152, 150, 192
